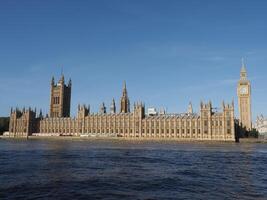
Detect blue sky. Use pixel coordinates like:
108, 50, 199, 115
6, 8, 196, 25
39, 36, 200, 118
0, 0, 266, 121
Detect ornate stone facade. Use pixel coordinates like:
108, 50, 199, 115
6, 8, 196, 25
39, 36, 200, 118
9, 108, 38, 137
9, 74, 236, 141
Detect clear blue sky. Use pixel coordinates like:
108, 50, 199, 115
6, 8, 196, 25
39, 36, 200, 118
0, 0, 266, 121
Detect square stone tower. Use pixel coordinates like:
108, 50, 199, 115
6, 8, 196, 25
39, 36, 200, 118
50, 74, 72, 118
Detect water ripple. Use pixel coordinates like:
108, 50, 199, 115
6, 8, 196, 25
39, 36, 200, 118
0, 139, 267, 200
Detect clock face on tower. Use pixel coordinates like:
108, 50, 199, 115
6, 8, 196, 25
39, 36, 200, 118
240, 86, 248, 95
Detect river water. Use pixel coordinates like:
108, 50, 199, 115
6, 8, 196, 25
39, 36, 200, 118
0, 139, 267, 200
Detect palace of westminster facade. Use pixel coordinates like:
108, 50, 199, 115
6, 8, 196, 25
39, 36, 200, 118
9, 63, 252, 141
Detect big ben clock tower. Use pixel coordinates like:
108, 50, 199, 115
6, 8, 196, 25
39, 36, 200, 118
237, 60, 252, 130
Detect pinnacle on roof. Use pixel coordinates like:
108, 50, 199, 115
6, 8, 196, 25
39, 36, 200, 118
241, 58, 247, 73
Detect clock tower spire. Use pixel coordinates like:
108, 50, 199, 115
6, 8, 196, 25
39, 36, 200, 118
237, 59, 252, 130
240, 58, 247, 80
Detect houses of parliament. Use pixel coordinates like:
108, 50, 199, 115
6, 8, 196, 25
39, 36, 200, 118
9, 63, 252, 141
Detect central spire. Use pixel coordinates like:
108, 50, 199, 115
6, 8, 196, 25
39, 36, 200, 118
120, 81, 130, 113
123, 80, 127, 96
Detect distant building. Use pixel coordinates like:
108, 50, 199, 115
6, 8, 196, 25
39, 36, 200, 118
148, 108, 157, 116
9, 73, 236, 141
255, 115, 267, 139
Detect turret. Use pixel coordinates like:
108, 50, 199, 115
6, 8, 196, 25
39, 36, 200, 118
60, 74, 65, 84
88, 104, 90, 114
68, 78, 72, 87
200, 101, 204, 109
51, 76, 55, 86
134, 102, 145, 119
78, 104, 89, 119
223, 101, 235, 140
200, 101, 213, 138
200, 101, 212, 110
39, 109, 43, 119
110, 98, 116, 114
100, 102, 106, 114
188, 102, 193, 114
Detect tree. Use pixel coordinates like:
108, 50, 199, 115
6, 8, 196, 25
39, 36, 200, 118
0, 117, 9, 134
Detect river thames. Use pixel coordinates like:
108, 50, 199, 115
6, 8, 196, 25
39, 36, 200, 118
0, 139, 266, 199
